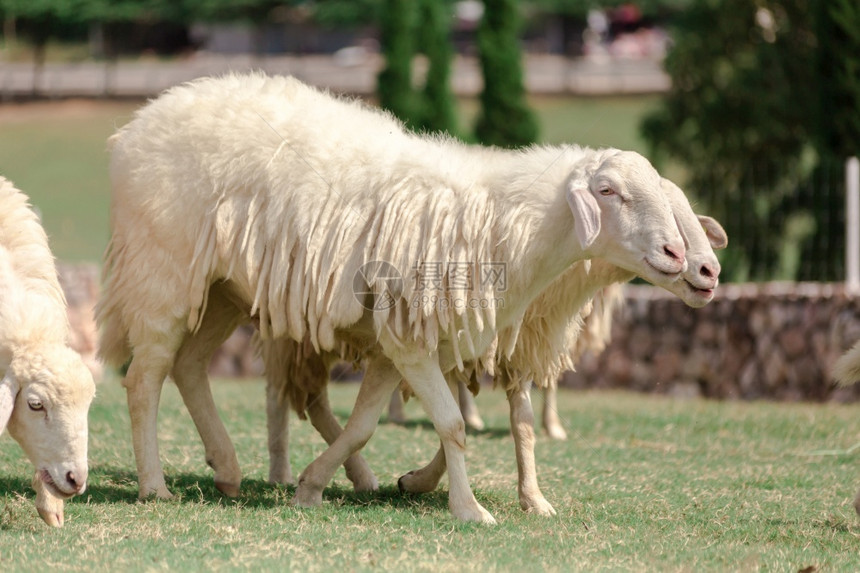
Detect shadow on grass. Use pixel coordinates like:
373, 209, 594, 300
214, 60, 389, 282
379, 417, 512, 439
35, 466, 453, 515
329, 405, 511, 439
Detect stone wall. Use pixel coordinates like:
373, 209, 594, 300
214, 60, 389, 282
561, 282, 860, 402
58, 263, 860, 401
56, 263, 103, 381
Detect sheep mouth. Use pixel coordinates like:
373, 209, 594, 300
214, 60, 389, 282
644, 257, 682, 278
683, 279, 716, 298
37, 469, 77, 499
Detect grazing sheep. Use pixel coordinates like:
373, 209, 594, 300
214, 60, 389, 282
0, 177, 96, 527
396, 178, 727, 515
96, 73, 689, 523
833, 342, 860, 388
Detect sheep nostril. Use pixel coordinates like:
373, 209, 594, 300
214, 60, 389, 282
663, 244, 684, 263
66, 471, 77, 488
700, 264, 714, 278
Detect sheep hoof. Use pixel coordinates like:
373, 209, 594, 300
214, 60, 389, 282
292, 482, 323, 508
397, 471, 436, 494
33, 473, 65, 527
215, 479, 241, 498
521, 498, 557, 517
464, 415, 485, 431
267, 475, 295, 487
36, 506, 64, 527
451, 502, 496, 524
545, 425, 568, 441
350, 474, 379, 493
138, 486, 175, 501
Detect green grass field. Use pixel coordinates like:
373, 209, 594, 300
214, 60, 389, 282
0, 95, 659, 263
1, 379, 859, 571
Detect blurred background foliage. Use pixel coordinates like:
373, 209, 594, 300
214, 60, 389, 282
1, 0, 858, 281
641, 0, 860, 281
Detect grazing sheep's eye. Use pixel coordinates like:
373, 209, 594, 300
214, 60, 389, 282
599, 187, 615, 196
28, 399, 44, 411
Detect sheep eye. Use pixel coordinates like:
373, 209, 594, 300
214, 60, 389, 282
28, 399, 44, 411
599, 187, 615, 196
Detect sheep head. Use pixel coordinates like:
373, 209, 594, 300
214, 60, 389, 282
1, 344, 95, 525
566, 150, 688, 289
659, 178, 728, 308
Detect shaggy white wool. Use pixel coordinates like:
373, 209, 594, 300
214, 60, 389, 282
98, 73, 628, 372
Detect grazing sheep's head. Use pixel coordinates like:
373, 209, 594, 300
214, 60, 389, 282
566, 149, 687, 288
0, 345, 95, 504
659, 178, 728, 308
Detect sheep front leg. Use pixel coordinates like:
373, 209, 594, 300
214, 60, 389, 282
854, 487, 860, 516
293, 356, 400, 507
508, 380, 556, 516
395, 355, 495, 524
266, 377, 293, 485
305, 390, 379, 492
32, 471, 64, 527
125, 350, 176, 499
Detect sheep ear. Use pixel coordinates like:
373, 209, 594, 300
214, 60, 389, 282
0, 373, 19, 435
698, 215, 728, 250
566, 178, 601, 250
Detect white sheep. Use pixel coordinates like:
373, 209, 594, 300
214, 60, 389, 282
395, 178, 728, 515
831, 340, 860, 514
96, 73, 689, 523
0, 177, 96, 527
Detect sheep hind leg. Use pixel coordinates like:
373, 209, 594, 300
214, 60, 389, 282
171, 289, 245, 497
306, 390, 379, 493
293, 355, 400, 508
266, 375, 293, 485
508, 379, 556, 516
542, 382, 568, 441
387, 389, 407, 424
395, 356, 495, 524
398, 445, 446, 494
398, 378, 456, 494
459, 380, 485, 431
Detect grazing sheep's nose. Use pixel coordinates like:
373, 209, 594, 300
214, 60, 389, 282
66, 470, 87, 493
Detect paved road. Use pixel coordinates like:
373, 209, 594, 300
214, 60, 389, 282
0, 53, 669, 99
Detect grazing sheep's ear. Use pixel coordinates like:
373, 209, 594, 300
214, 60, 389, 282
0, 373, 19, 435
566, 177, 601, 250
698, 215, 728, 250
